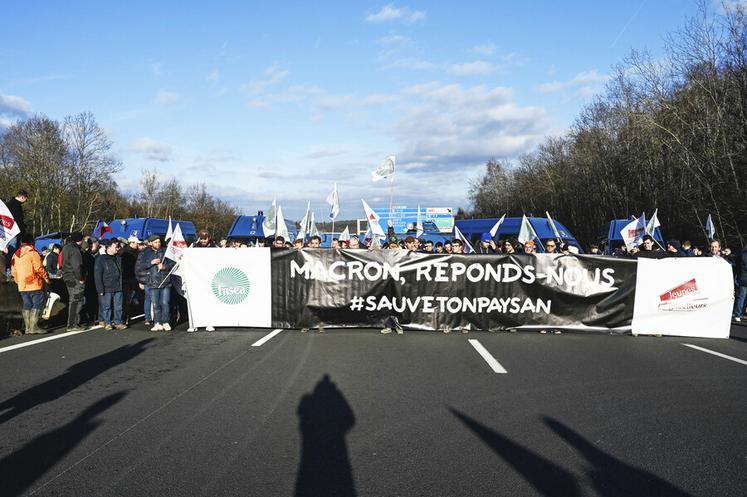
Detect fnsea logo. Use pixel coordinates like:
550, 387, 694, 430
211, 267, 251, 305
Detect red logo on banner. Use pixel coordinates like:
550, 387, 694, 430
174, 240, 188, 249
659, 279, 699, 302
0, 215, 15, 230
627, 227, 643, 238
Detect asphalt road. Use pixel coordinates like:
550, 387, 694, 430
0, 320, 745, 497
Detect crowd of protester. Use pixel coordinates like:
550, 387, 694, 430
3, 190, 746, 334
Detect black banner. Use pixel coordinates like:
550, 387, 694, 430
271, 250, 637, 331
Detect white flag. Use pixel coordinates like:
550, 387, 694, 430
326, 183, 340, 220
165, 217, 173, 242
297, 201, 311, 241
518, 215, 539, 244
416, 204, 424, 238
454, 225, 475, 254
309, 212, 320, 237
0, 200, 21, 251
165, 224, 187, 263
646, 208, 661, 235
275, 203, 289, 241
361, 199, 387, 238
620, 214, 646, 250
546, 211, 561, 240
339, 226, 350, 241
705, 214, 716, 240
489, 214, 505, 238
262, 199, 277, 237
372, 155, 395, 182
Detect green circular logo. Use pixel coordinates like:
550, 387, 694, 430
211, 267, 251, 305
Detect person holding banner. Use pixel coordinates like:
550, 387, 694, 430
734, 247, 747, 322
11, 234, 49, 334
4, 190, 28, 274
136, 235, 175, 331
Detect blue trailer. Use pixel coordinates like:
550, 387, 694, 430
34, 232, 69, 254
599, 219, 665, 255
104, 218, 197, 243
455, 217, 583, 252
227, 214, 298, 242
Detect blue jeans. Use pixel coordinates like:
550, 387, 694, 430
149, 287, 170, 324
144, 287, 152, 321
5, 235, 18, 274
100, 291, 123, 325
21, 290, 45, 310
734, 285, 747, 318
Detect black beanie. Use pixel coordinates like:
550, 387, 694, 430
71, 232, 84, 242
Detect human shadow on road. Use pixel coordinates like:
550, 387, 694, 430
544, 417, 693, 497
294, 374, 356, 497
0, 338, 153, 424
0, 391, 127, 497
449, 407, 582, 497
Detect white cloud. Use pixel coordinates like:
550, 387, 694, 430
318, 94, 354, 112
386, 57, 438, 71
131, 137, 173, 162
471, 43, 496, 56
376, 32, 412, 46
0, 94, 32, 129
533, 70, 610, 94
393, 82, 551, 168
448, 61, 496, 76
242, 64, 290, 95
154, 90, 180, 105
151, 63, 162, 75
362, 94, 399, 105
0, 94, 32, 116
365, 4, 426, 24
207, 70, 220, 82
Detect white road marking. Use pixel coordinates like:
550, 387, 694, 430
682, 343, 747, 366
468, 339, 507, 374
0, 313, 146, 354
0, 326, 101, 354
251, 328, 283, 347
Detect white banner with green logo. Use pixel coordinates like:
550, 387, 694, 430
181, 247, 272, 328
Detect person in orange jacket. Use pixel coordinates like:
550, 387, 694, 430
11, 234, 49, 334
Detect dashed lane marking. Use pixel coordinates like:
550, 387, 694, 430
468, 339, 507, 374
251, 328, 283, 347
0, 314, 145, 354
682, 343, 747, 366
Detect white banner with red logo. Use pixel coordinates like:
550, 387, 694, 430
181, 247, 272, 328
0, 200, 21, 251
631, 257, 734, 338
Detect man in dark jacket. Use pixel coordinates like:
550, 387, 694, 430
61, 232, 87, 331
4, 189, 27, 273
135, 235, 175, 331
94, 240, 126, 330
733, 247, 747, 322
119, 236, 140, 325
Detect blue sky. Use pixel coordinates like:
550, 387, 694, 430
1, 1, 705, 221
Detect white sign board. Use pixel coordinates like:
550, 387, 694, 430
181, 247, 272, 328
632, 257, 734, 338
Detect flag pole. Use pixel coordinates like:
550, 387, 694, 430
388, 175, 395, 219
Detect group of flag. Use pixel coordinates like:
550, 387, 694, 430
0, 151, 725, 256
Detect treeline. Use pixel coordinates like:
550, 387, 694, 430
469, 3, 747, 248
0, 113, 237, 238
